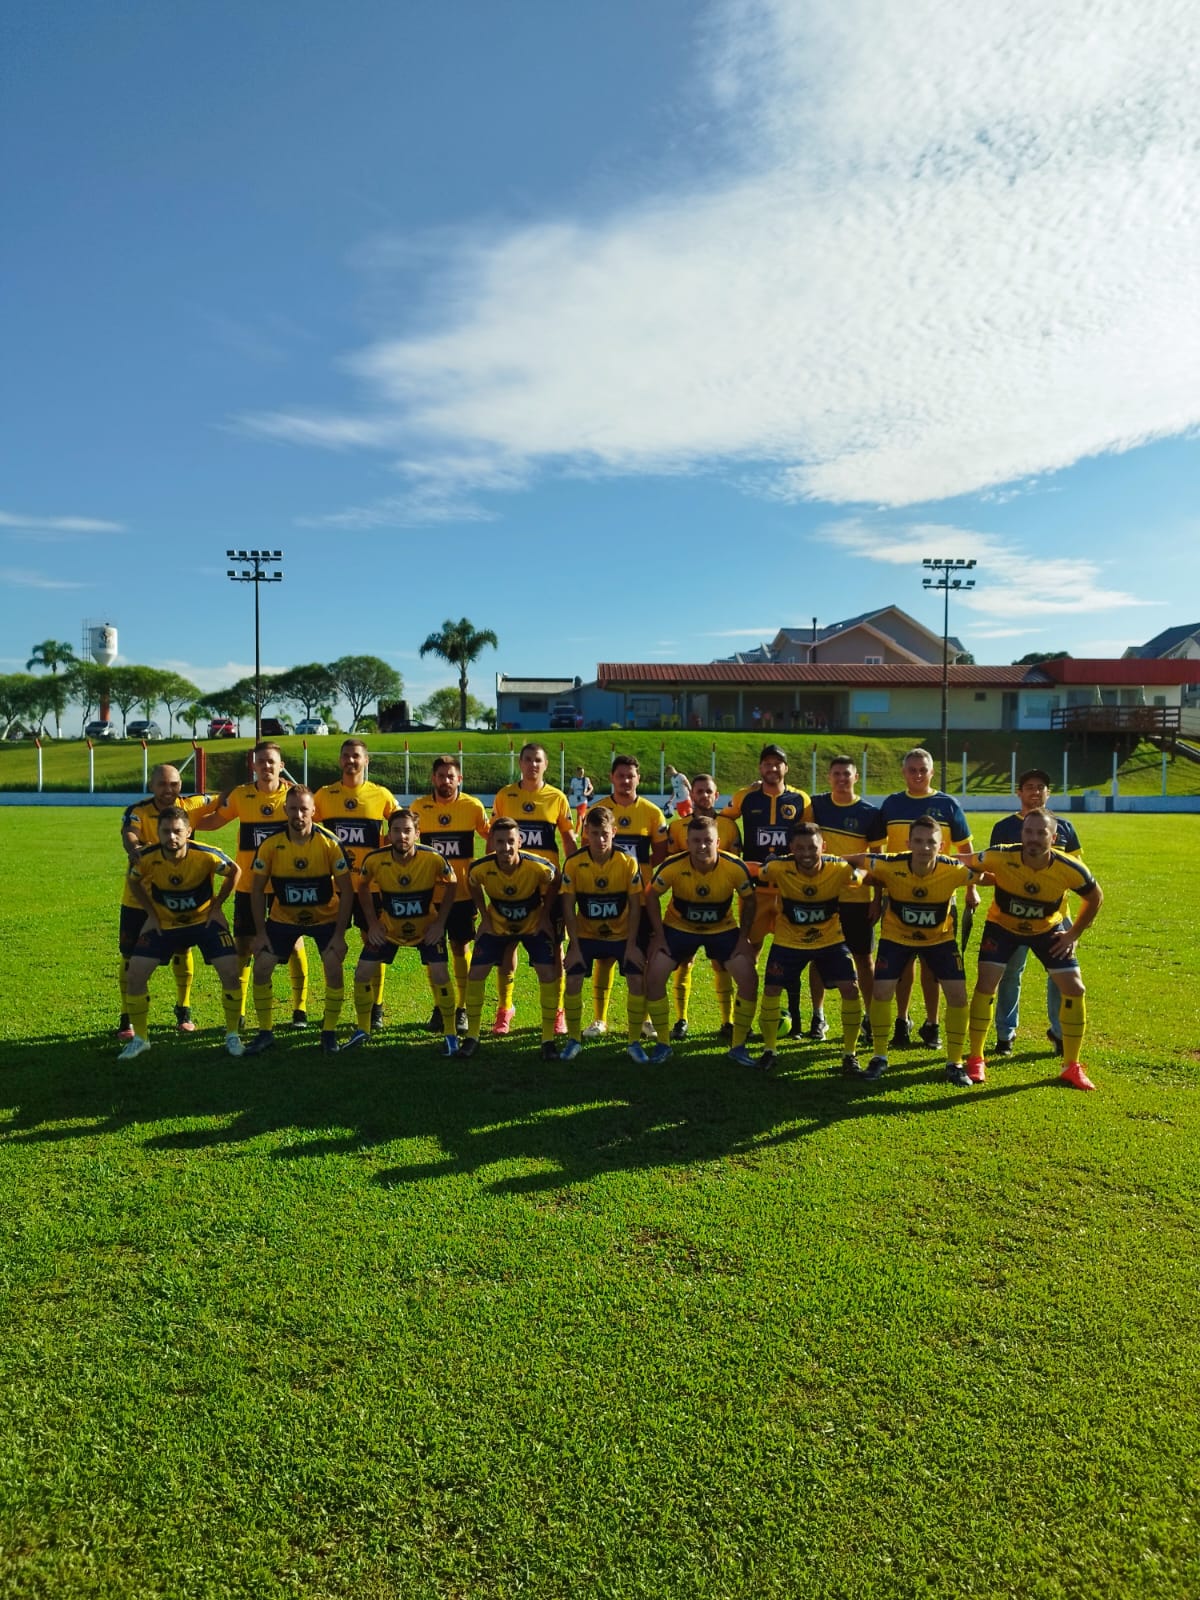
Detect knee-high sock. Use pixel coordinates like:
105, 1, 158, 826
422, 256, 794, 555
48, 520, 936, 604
869, 996, 893, 1055
221, 988, 242, 1033
759, 992, 783, 1051
253, 981, 274, 1032
944, 1003, 969, 1066
648, 994, 670, 1041
538, 980, 560, 1043
127, 992, 150, 1041
713, 965, 733, 1026
431, 978, 455, 1038
564, 988, 584, 1042
237, 955, 252, 1017
466, 976, 488, 1038
626, 991, 647, 1041
452, 947, 470, 1009
354, 979, 374, 1032
840, 991, 863, 1051
732, 993, 757, 1049
673, 964, 693, 1023
172, 948, 194, 1007
497, 970, 515, 1012
371, 965, 386, 1006
288, 943, 308, 1011
322, 986, 344, 1032
593, 960, 616, 1025
1058, 992, 1086, 1063
968, 991, 995, 1058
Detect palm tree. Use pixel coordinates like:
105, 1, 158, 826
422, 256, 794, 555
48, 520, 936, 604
418, 618, 499, 731
26, 640, 77, 734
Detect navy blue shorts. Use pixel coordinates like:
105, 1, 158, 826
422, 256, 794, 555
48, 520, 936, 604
472, 930, 555, 969
978, 921, 1080, 972
873, 937, 964, 984
266, 920, 338, 960
566, 937, 644, 978
119, 904, 148, 956
663, 926, 740, 966
133, 921, 237, 966
351, 892, 384, 936
765, 941, 857, 988
444, 899, 477, 945
837, 901, 875, 957
361, 933, 448, 966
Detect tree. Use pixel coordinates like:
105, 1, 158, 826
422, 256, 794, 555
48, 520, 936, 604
25, 639, 77, 734
328, 655, 402, 731
953, 650, 976, 666
418, 618, 498, 731
64, 661, 111, 726
158, 672, 202, 736
1013, 651, 1072, 666
108, 665, 150, 733
416, 687, 490, 729
201, 689, 256, 731
0, 674, 40, 739
180, 702, 208, 738
131, 666, 170, 721
274, 663, 338, 719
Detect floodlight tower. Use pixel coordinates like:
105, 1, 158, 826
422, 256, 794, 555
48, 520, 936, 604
226, 550, 283, 741
921, 558, 976, 792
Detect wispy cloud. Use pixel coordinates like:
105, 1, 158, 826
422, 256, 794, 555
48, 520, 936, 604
238, 0, 1200, 511
0, 566, 88, 590
296, 452, 528, 529
0, 510, 124, 533
701, 626, 780, 638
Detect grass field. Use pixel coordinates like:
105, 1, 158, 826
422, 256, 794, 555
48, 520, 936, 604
1, 809, 1198, 1598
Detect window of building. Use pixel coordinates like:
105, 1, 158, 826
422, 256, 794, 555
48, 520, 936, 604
973, 692, 988, 702
863, 655, 883, 665
518, 698, 547, 713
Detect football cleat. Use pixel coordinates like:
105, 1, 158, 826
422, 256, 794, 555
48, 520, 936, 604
944, 1063, 973, 1087
641, 1017, 657, 1039
647, 1043, 672, 1065
174, 1005, 196, 1035
341, 1028, 369, 1051
726, 1044, 755, 1068
370, 1005, 385, 1034
807, 1014, 829, 1042
992, 1036, 1014, 1058
670, 1018, 689, 1041
890, 1017, 912, 1049
491, 1007, 515, 1036
454, 1007, 469, 1035
540, 1040, 560, 1062
841, 1053, 861, 1079
626, 1043, 650, 1064
863, 1055, 889, 1081
116, 1022, 136, 1042
965, 1056, 987, 1084
458, 1037, 480, 1059
427, 1006, 443, 1033
118, 1036, 151, 1061
1060, 1061, 1096, 1091
1046, 1029, 1064, 1057
716, 1022, 734, 1045
758, 1049, 778, 1075
224, 1032, 245, 1058
243, 1030, 275, 1057
919, 1021, 941, 1050
319, 1031, 339, 1055
554, 1009, 568, 1036
441, 1036, 459, 1058
291, 1008, 308, 1029
559, 1039, 582, 1062
582, 1020, 608, 1039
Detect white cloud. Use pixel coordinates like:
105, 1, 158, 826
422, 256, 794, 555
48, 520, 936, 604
152, 659, 289, 694
701, 626, 780, 637
0, 510, 124, 533
296, 452, 527, 529
0, 566, 88, 589
240, 0, 1200, 511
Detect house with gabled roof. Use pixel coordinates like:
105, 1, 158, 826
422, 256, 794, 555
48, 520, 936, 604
716, 607, 965, 668
1124, 624, 1200, 705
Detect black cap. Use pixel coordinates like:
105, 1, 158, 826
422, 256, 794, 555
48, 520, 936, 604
759, 743, 788, 762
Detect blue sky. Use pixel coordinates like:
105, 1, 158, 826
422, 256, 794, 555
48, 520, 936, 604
3, 0, 1198, 725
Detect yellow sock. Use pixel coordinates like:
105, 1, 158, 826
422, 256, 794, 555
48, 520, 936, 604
466, 976, 488, 1038
968, 991, 995, 1058
127, 992, 150, 1041
713, 965, 733, 1026
288, 943, 308, 1012
253, 982, 274, 1032
840, 991, 863, 1051
627, 990, 647, 1041
732, 993, 756, 1049
538, 980, 559, 1043
452, 947, 469, 1009
564, 989, 584, 1041
944, 1003, 969, 1065
1059, 992, 1086, 1063
237, 957, 251, 1020
759, 992, 782, 1051
648, 994, 670, 1040
354, 980, 374, 1032
593, 960, 616, 1025
673, 964, 693, 1024
322, 986, 344, 1031
869, 997, 893, 1054
371, 965, 386, 1007
497, 971, 515, 1012
172, 948, 194, 1007
221, 989, 242, 1032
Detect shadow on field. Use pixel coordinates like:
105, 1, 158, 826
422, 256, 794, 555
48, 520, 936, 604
0, 1026, 1053, 1192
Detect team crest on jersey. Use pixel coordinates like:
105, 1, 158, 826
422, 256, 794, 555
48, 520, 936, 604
523, 802, 535, 813
295, 858, 307, 870
596, 877, 607, 889
913, 886, 927, 898
260, 804, 273, 816
781, 804, 796, 820
697, 883, 710, 897
440, 814, 451, 826
618, 817, 630, 827
170, 874, 182, 886
1025, 881, 1040, 894
504, 884, 516, 895
803, 885, 816, 896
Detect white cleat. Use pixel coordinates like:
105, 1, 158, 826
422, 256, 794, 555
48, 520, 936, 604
225, 1032, 245, 1058
582, 1020, 608, 1040
118, 1036, 151, 1061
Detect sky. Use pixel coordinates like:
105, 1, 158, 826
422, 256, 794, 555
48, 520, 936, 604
3, 0, 1198, 728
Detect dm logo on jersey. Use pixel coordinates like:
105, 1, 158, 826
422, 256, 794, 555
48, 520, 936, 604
788, 905, 828, 925
1009, 898, 1051, 920
685, 904, 721, 924
901, 905, 939, 927
283, 885, 321, 905
585, 898, 622, 920
385, 896, 427, 919
161, 891, 200, 913
757, 827, 789, 850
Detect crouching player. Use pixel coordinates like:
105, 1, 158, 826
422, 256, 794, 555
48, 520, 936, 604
343, 809, 459, 1055
642, 815, 759, 1066
756, 822, 864, 1076
244, 787, 354, 1057
118, 806, 243, 1059
964, 808, 1103, 1090
460, 816, 561, 1060
559, 806, 648, 1062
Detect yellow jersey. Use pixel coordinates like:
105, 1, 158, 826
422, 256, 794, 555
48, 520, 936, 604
803, 794, 884, 903
359, 844, 455, 945
651, 851, 755, 935
251, 825, 350, 927
409, 792, 490, 887
120, 792, 216, 910
970, 845, 1097, 937
213, 781, 293, 880
863, 853, 977, 946
595, 793, 667, 870
759, 857, 859, 950
312, 780, 399, 885
491, 783, 573, 863
128, 842, 237, 930
468, 852, 556, 937
667, 813, 740, 855
560, 847, 642, 940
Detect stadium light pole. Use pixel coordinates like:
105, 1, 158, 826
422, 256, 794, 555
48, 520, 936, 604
226, 549, 283, 741
922, 557, 976, 792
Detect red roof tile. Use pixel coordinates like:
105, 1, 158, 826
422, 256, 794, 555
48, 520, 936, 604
596, 662, 1047, 689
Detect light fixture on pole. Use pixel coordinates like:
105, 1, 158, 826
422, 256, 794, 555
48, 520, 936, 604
225, 549, 283, 741
921, 557, 976, 792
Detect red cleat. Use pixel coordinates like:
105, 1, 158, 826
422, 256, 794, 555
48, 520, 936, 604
491, 1006, 515, 1036
1060, 1061, 1096, 1091
965, 1055, 987, 1083
554, 1008, 568, 1036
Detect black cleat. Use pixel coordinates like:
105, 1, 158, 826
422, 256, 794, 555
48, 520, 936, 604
319, 1031, 339, 1055
717, 1022, 734, 1045
426, 1006, 443, 1033
758, 1049, 778, 1075
992, 1036, 1014, 1058
863, 1054, 889, 1081
458, 1037, 480, 1059
918, 1021, 941, 1050
807, 1014, 829, 1042
174, 1004, 196, 1034
244, 1029, 276, 1057
670, 1018, 689, 1041
540, 1040, 560, 1062
841, 1053, 862, 1078
291, 1008, 308, 1029
1046, 1029, 1063, 1057
890, 1017, 912, 1049
370, 1004, 385, 1034
944, 1063, 973, 1087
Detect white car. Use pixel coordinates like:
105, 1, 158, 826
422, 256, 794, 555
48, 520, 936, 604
84, 720, 116, 741
294, 718, 330, 737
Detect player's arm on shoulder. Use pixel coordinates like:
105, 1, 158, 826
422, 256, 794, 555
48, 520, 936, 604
1049, 878, 1102, 956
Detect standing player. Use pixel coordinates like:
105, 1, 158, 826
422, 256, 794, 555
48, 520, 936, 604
592, 755, 668, 1038
642, 815, 759, 1066
118, 807, 243, 1060
559, 806, 647, 1061
665, 772, 741, 1039
988, 769, 1084, 1058
720, 743, 810, 1036
460, 816, 560, 1060
567, 764, 594, 831
213, 742, 306, 1029
245, 786, 354, 1056
117, 763, 220, 1038
663, 764, 692, 819
964, 809, 1103, 1090
757, 822, 865, 1076
847, 817, 983, 1086
410, 756, 490, 1034
343, 808, 459, 1056
876, 748, 979, 1050
313, 738, 399, 1032
490, 742, 576, 1034
805, 756, 883, 1044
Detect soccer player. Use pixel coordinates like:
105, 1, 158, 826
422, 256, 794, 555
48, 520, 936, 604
642, 815, 759, 1066
757, 822, 865, 1076
665, 772, 741, 1039
244, 786, 354, 1056
988, 768, 1084, 1058
410, 756, 490, 1034
342, 808, 460, 1056
117, 762, 220, 1038
664, 764, 692, 819
559, 806, 647, 1061
118, 806, 243, 1060
720, 743, 810, 1035
591, 755, 668, 1039
805, 756, 883, 1042
313, 738, 399, 1031
490, 742, 575, 1034
567, 764, 594, 830
846, 817, 984, 1087
876, 748, 979, 1051
964, 808, 1103, 1090
459, 816, 560, 1060
213, 741, 306, 1028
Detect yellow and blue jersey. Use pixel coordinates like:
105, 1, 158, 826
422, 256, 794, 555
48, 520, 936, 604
468, 851, 556, 937
359, 844, 455, 945
595, 793, 667, 869
876, 790, 972, 854
214, 782, 294, 879
759, 856, 860, 949
804, 793, 884, 903
313, 780, 399, 885
862, 853, 977, 946
129, 842, 236, 930
651, 851, 755, 935
409, 792, 490, 888
561, 847, 642, 940
119, 792, 215, 910
491, 784, 573, 863
251, 825, 350, 927
988, 812, 1082, 855
667, 812, 740, 855
720, 785, 810, 872
970, 845, 1096, 937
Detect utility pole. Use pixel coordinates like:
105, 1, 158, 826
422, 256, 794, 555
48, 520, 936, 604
921, 558, 976, 792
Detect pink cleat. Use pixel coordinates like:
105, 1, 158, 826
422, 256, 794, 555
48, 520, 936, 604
965, 1055, 987, 1084
1060, 1061, 1097, 1091
491, 1006, 515, 1036
554, 1008, 568, 1036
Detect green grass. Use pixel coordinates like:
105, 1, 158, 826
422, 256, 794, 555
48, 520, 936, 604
1, 809, 1198, 1597
3, 730, 1198, 796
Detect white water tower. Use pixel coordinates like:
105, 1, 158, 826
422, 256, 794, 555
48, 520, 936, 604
89, 622, 118, 666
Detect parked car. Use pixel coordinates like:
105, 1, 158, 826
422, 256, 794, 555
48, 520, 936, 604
549, 701, 582, 730
208, 718, 236, 739
127, 720, 163, 741
84, 720, 116, 741
294, 718, 330, 737
259, 718, 291, 737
